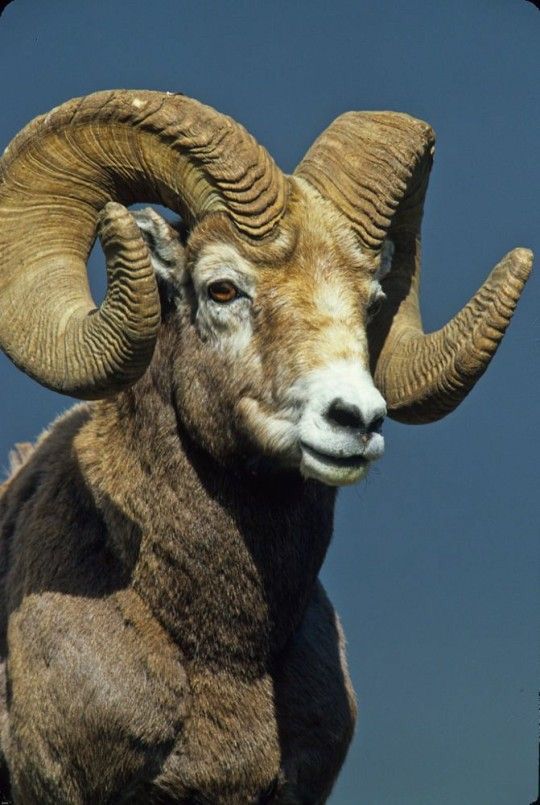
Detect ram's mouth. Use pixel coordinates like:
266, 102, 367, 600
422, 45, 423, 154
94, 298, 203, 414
299, 441, 370, 486
300, 442, 368, 469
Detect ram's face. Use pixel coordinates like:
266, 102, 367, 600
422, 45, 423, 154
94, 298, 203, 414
158, 181, 388, 487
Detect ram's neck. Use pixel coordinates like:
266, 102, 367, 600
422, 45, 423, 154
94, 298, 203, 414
78, 376, 336, 673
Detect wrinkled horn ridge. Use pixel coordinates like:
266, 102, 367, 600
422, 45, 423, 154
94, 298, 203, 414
375, 247, 533, 423
295, 111, 532, 422
0, 90, 287, 398
295, 111, 435, 251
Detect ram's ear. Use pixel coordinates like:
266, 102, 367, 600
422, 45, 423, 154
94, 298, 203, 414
132, 207, 186, 287
376, 239, 395, 282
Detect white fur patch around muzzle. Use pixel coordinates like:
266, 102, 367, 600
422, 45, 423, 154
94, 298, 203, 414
239, 359, 387, 486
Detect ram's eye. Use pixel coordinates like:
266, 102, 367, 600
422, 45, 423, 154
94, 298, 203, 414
208, 280, 239, 304
367, 295, 384, 320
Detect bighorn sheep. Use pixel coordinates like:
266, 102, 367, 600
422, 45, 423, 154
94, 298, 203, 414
0, 90, 532, 804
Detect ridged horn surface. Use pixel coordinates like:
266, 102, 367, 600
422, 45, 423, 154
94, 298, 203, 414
0, 90, 287, 398
372, 245, 533, 423
295, 111, 533, 422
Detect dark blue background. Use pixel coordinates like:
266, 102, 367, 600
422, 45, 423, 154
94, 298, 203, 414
0, 2, 538, 802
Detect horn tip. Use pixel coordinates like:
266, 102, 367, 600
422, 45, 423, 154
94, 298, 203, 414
510, 245, 533, 265
503, 246, 533, 285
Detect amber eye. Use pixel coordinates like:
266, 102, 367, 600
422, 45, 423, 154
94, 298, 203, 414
208, 280, 239, 304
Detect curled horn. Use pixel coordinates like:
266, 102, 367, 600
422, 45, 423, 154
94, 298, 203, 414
295, 111, 532, 423
0, 90, 288, 399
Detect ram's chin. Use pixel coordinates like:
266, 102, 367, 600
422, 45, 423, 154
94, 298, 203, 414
299, 446, 370, 487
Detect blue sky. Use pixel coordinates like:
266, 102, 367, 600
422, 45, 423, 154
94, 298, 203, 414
0, 2, 538, 802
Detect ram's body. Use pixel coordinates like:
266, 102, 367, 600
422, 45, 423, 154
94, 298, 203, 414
0, 91, 532, 803
0, 395, 354, 805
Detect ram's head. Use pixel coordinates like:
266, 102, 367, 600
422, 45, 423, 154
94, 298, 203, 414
0, 91, 532, 485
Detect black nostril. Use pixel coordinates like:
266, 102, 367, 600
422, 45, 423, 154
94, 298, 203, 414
326, 398, 364, 430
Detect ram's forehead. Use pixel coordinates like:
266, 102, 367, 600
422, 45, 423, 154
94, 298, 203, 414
187, 177, 384, 289
266, 212, 379, 303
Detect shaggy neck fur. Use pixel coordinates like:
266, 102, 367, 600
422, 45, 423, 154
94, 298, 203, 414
77, 324, 336, 676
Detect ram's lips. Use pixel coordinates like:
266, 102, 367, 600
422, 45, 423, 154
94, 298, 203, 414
301, 442, 368, 467
299, 442, 370, 486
